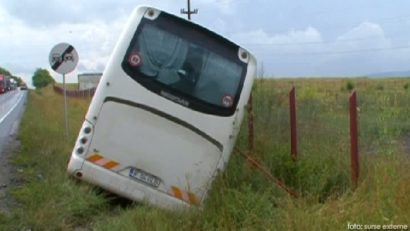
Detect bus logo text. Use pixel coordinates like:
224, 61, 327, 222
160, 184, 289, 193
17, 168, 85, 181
160, 91, 189, 107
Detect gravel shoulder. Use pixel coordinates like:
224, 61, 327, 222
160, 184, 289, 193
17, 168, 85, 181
0, 134, 20, 214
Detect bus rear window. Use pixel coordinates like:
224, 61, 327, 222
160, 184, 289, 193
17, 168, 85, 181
122, 11, 247, 116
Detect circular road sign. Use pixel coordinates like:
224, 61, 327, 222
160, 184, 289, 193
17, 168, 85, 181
49, 42, 79, 74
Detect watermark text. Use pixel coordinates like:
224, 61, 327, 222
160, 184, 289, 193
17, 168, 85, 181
347, 223, 408, 230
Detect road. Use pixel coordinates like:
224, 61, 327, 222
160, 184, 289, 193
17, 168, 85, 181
0, 89, 27, 213
0, 89, 27, 152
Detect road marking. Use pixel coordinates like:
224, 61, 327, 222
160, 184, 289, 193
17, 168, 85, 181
0, 92, 25, 125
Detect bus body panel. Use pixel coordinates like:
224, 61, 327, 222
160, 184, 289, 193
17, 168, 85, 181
67, 6, 257, 209
70, 154, 190, 210
89, 100, 223, 201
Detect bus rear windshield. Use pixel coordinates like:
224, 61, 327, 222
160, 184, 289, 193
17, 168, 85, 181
122, 11, 247, 116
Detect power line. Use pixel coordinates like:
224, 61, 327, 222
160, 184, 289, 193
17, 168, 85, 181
181, 0, 198, 20
230, 13, 410, 39
258, 45, 410, 57
211, 0, 247, 4
241, 32, 410, 47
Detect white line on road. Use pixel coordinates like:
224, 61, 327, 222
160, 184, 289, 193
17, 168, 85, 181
0, 92, 25, 125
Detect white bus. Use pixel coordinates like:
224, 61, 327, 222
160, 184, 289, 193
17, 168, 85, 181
67, 6, 256, 210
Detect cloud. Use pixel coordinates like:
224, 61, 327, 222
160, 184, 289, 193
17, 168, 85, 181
0, 0, 241, 85
226, 21, 409, 76
232, 26, 322, 49
0, 4, 127, 86
0, 0, 186, 28
338, 22, 386, 40
216, 0, 236, 14
1, 1, 409, 82
229, 27, 325, 76
334, 22, 391, 50
322, 22, 395, 75
0, 0, 129, 27
175, 0, 237, 17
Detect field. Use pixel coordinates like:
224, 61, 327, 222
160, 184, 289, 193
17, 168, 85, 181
0, 78, 409, 230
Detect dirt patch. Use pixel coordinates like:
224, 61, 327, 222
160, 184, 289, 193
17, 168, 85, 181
0, 135, 21, 215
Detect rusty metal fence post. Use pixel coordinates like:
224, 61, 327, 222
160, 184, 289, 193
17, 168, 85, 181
289, 86, 298, 161
349, 91, 359, 190
247, 93, 254, 154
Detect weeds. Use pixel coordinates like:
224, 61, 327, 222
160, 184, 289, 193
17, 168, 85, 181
2, 79, 410, 230
346, 80, 355, 91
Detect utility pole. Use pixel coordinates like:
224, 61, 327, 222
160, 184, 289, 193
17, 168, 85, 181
181, 0, 198, 20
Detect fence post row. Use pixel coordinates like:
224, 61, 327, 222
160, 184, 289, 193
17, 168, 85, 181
243, 86, 361, 195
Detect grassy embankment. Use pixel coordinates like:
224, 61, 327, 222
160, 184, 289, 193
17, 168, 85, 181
54, 83, 81, 90
0, 78, 409, 230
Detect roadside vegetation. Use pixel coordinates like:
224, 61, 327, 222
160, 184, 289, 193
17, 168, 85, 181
32, 68, 55, 89
0, 66, 24, 86
0, 78, 409, 230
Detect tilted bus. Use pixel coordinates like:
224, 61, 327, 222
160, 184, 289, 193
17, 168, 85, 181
67, 6, 257, 209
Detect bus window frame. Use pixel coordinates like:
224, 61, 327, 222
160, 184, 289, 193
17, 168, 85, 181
121, 11, 248, 117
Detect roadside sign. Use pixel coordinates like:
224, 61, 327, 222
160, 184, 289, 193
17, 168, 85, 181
49, 43, 78, 74
49, 42, 79, 140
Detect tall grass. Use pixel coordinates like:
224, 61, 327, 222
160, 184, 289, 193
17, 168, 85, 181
0, 87, 109, 230
1, 79, 409, 230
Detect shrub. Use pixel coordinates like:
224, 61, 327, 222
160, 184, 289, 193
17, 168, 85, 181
32, 68, 55, 89
346, 81, 355, 91
376, 84, 384, 91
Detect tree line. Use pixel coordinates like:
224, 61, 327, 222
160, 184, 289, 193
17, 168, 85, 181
0, 66, 55, 89
0, 66, 24, 86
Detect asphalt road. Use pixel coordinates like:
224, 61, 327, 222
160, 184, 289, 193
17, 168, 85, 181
0, 89, 27, 213
0, 89, 27, 153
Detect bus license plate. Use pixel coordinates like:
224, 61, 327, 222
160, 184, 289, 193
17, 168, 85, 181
129, 167, 161, 188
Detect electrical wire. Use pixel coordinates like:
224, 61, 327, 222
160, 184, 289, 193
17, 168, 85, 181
256, 45, 410, 57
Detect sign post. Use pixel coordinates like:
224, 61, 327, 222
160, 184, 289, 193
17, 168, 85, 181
49, 42, 79, 139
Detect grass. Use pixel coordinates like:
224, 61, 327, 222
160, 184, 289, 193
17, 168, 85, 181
1, 78, 410, 230
54, 83, 80, 90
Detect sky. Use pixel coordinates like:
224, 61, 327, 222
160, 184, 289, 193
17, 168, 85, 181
1, 0, 410, 87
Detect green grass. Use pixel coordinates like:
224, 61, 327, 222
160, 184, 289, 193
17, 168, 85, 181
1, 79, 410, 230
54, 83, 80, 90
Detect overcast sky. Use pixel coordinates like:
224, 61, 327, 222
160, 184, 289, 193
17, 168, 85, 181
1, 0, 410, 86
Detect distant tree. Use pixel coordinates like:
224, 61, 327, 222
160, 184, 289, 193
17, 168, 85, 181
32, 68, 55, 89
346, 80, 355, 91
0, 66, 12, 76
10, 76, 22, 85
0, 66, 24, 86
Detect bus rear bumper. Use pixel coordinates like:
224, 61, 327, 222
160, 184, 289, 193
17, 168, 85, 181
67, 155, 191, 210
